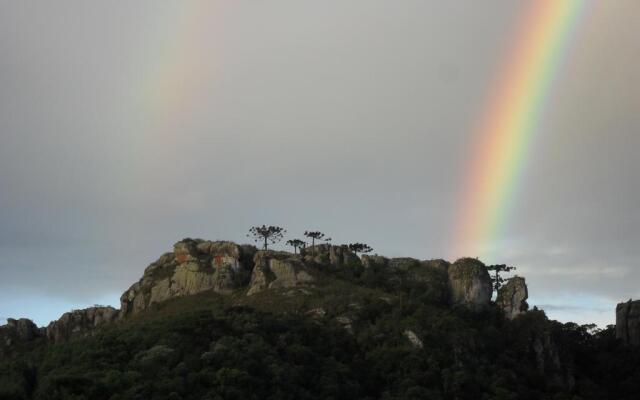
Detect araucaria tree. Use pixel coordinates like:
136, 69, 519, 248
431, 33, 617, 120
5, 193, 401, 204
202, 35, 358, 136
304, 231, 325, 256
486, 264, 516, 292
247, 225, 286, 250
348, 243, 373, 256
286, 239, 306, 254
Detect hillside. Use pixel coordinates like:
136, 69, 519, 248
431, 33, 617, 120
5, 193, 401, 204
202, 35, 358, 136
1, 239, 639, 400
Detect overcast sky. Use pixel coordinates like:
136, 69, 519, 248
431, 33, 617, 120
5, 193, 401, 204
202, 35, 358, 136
1, 1, 638, 327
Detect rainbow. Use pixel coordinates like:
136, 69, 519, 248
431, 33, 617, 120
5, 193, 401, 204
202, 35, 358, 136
143, 0, 219, 129
450, 0, 590, 262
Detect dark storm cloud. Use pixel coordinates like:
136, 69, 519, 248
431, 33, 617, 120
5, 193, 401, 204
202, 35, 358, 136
0, 1, 638, 326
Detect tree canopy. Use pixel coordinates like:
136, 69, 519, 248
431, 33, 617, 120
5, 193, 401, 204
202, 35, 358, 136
286, 239, 306, 254
348, 243, 373, 256
487, 264, 516, 291
247, 225, 286, 250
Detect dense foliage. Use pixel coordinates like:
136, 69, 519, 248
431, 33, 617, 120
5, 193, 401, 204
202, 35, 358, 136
1, 263, 639, 400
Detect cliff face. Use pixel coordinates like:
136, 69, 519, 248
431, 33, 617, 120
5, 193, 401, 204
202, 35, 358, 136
496, 277, 529, 319
120, 239, 257, 316
447, 258, 493, 308
0, 318, 43, 354
3, 238, 636, 398
616, 300, 640, 346
302, 244, 359, 267
247, 251, 315, 295
1, 238, 517, 350
46, 307, 119, 344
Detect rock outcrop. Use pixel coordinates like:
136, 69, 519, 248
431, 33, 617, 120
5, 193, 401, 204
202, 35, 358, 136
1, 236, 539, 354
329, 245, 360, 267
496, 276, 529, 319
447, 258, 492, 308
421, 259, 450, 274
120, 239, 256, 316
361, 255, 388, 269
46, 306, 119, 344
0, 318, 42, 352
247, 251, 314, 295
616, 300, 640, 346
303, 244, 359, 267
388, 257, 421, 270
361, 256, 449, 277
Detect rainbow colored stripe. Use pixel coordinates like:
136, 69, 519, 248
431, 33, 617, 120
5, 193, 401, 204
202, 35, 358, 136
450, 0, 590, 261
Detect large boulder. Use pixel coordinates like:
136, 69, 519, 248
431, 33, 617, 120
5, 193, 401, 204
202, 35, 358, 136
496, 276, 529, 319
616, 300, 640, 346
120, 239, 257, 316
247, 251, 314, 295
447, 258, 492, 308
46, 306, 119, 344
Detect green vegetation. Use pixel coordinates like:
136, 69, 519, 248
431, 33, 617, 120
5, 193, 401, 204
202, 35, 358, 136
1, 261, 639, 400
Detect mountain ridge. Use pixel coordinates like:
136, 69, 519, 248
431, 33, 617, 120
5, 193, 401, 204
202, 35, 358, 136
1, 238, 639, 399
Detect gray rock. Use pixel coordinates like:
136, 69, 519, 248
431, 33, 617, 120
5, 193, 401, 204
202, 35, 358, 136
120, 239, 256, 316
421, 259, 450, 274
361, 255, 388, 269
46, 306, 119, 344
616, 299, 640, 346
247, 251, 314, 295
404, 330, 424, 349
329, 245, 360, 266
447, 258, 492, 308
302, 244, 359, 267
496, 276, 529, 319
1, 318, 42, 353
388, 258, 421, 270
7, 318, 40, 341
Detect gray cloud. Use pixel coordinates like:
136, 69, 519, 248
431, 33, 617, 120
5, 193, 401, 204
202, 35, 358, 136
1, 1, 639, 326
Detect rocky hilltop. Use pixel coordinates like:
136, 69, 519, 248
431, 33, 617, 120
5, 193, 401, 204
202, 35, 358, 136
120, 240, 257, 316
2, 237, 639, 399
3, 237, 635, 350
1, 238, 527, 352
